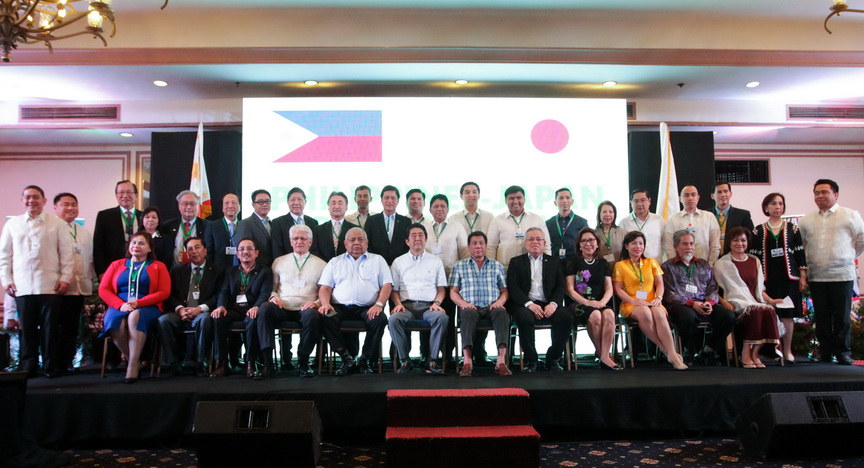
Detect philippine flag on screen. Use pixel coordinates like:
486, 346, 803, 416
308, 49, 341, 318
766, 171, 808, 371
272, 110, 382, 163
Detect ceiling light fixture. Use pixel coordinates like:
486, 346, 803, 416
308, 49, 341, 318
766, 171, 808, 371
602, 81, 618, 87
1, 0, 168, 63
119, 132, 133, 138
304, 80, 319, 86
153, 80, 168, 87
454, 79, 469, 85
746, 81, 760, 88
824, 0, 864, 33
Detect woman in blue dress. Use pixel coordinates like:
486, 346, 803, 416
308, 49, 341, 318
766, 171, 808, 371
99, 232, 171, 383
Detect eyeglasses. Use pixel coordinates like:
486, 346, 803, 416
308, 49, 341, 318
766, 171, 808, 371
290, 237, 310, 242
57, 202, 78, 208
237, 247, 257, 252
116, 191, 136, 196
580, 238, 597, 244
179, 201, 198, 207
253, 199, 271, 205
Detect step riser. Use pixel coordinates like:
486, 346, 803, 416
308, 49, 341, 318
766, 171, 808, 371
386, 438, 540, 468
388, 395, 531, 427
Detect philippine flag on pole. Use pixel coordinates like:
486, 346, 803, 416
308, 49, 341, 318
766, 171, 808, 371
190, 122, 212, 218
272, 110, 382, 163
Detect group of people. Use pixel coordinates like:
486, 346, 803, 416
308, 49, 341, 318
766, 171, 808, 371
1, 177, 862, 381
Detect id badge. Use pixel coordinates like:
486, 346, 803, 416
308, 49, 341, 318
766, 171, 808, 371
226, 246, 237, 255
514, 231, 525, 239
559, 248, 567, 258
604, 254, 615, 262
192, 291, 200, 300
236, 294, 248, 305
635, 290, 648, 300
292, 278, 307, 289
685, 284, 698, 294
74, 246, 82, 254
719, 233, 726, 242
432, 246, 443, 255
770, 248, 784, 258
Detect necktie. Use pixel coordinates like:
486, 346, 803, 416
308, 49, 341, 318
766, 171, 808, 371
262, 217, 271, 234
188, 266, 202, 307
228, 221, 235, 239
184, 221, 191, 233
333, 221, 341, 249
387, 215, 393, 242
124, 211, 133, 239
296, 217, 303, 225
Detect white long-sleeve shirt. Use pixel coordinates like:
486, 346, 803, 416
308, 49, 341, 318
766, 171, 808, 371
799, 204, 864, 282
0, 212, 74, 295
663, 209, 721, 265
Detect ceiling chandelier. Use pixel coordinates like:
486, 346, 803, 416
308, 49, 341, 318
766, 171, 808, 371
1, 0, 169, 63
825, 0, 864, 33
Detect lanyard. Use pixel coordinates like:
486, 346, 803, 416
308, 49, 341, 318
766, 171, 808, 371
680, 261, 695, 279
509, 213, 525, 228
127, 259, 148, 298
121, 209, 135, 229
222, 218, 236, 246
433, 222, 447, 241
239, 268, 252, 294
600, 227, 613, 247
715, 208, 727, 229
631, 213, 648, 231
628, 259, 644, 286
181, 220, 194, 241
293, 253, 310, 275
768, 221, 783, 245
68, 223, 78, 242
555, 213, 575, 238
465, 212, 479, 231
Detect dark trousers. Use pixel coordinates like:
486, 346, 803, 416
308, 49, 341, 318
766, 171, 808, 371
512, 302, 573, 364
58, 295, 84, 369
459, 307, 509, 351
666, 302, 736, 355
257, 302, 320, 366
16, 294, 61, 374
214, 309, 246, 362
322, 304, 387, 360
810, 281, 853, 357
157, 312, 214, 366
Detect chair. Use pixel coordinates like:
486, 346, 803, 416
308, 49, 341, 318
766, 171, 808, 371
321, 320, 383, 374
390, 319, 447, 373
100, 334, 159, 378
453, 307, 510, 374
276, 320, 323, 371
672, 321, 742, 367
611, 316, 636, 369
510, 317, 572, 371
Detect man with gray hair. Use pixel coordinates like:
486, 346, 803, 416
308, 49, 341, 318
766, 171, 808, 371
661, 229, 735, 366
161, 190, 208, 267
255, 224, 326, 378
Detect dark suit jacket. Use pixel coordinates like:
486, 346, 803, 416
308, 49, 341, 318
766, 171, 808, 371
365, 212, 411, 265
310, 219, 358, 262
271, 214, 319, 258
506, 253, 566, 308
720, 206, 754, 254
165, 262, 226, 312
151, 233, 176, 269
545, 213, 589, 261
217, 264, 273, 313
235, 215, 273, 266
93, 206, 142, 275
160, 217, 209, 266
205, 216, 240, 267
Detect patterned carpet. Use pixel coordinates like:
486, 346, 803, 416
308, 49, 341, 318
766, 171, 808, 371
57, 438, 864, 467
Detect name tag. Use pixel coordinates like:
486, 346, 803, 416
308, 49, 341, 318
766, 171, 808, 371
432, 246, 443, 255
293, 278, 307, 289
236, 294, 247, 305
514, 231, 525, 239
771, 248, 784, 258
604, 254, 615, 262
73, 246, 82, 254
635, 290, 648, 300
685, 284, 698, 294
559, 248, 567, 258
192, 291, 200, 300
719, 233, 726, 242
225, 246, 237, 255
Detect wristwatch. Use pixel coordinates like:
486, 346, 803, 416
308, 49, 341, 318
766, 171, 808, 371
375, 301, 384, 307
433, 300, 441, 305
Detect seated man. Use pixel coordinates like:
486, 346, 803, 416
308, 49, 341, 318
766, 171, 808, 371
318, 227, 392, 375
210, 238, 273, 378
449, 231, 511, 377
507, 227, 571, 372
389, 224, 449, 374
158, 237, 225, 377
661, 229, 735, 366
256, 225, 326, 378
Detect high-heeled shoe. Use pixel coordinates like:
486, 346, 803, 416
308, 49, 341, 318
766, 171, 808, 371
599, 361, 622, 371
667, 354, 688, 370
753, 360, 766, 368
123, 377, 139, 384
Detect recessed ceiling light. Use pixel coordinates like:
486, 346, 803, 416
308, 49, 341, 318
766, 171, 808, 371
304, 80, 319, 86
712, 131, 719, 135
119, 132, 134, 138
454, 79, 469, 85
153, 80, 168, 87
745, 81, 760, 88
602, 81, 618, 87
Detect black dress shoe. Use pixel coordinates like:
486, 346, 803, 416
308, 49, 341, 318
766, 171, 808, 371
545, 361, 564, 372
246, 362, 256, 378
334, 357, 355, 376
282, 361, 296, 371
124, 377, 139, 384
196, 363, 210, 377
426, 361, 444, 375
523, 362, 537, 373
397, 359, 414, 374
253, 366, 275, 380
356, 357, 373, 374
162, 363, 182, 377
836, 354, 854, 365
298, 366, 316, 378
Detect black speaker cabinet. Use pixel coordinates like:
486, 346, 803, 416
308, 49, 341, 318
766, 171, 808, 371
193, 400, 322, 467
736, 392, 864, 458
0, 332, 9, 369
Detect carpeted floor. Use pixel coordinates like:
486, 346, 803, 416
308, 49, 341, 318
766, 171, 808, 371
58, 438, 864, 467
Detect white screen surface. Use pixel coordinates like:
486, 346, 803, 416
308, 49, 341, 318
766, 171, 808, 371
242, 97, 630, 224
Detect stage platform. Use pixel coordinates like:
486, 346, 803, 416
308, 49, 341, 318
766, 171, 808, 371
23, 360, 864, 447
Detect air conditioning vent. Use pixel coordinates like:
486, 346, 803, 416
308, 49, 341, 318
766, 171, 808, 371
787, 105, 864, 121
19, 105, 120, 122
626, 102, 636, 120
715, 160, 769, 184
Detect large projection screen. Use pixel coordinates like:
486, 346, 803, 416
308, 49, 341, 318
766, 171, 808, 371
242, 97, 629, 224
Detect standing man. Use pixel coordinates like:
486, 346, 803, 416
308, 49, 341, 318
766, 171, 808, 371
546, 188, 588, 262
211, 238, 273, 377
345, 185, 377, 230
449, 181, 494, 236
158, 237, 225, 377
389, 224, 449, 374
507, 227, 570, 372
256, 224, 326, 378
161, 190, 208, 267
365, 185, 411, 265
318, 227, 392, 375
406, 188, 427, 224
661, 230, 735, 366
53, 193, 95, 374
663, 185, 721, 265
93, 180, 140, 276
0, 185, 74, 378
449, 231, 511, 377
798, 179, 864, 365
486, 185, 551, 270
205, 193, 241, 267
619, 189, 666, 261
236, 189, 274, 266
311, 191, 358, 262
272, 187, 319, 258
711, 182, 754, 255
